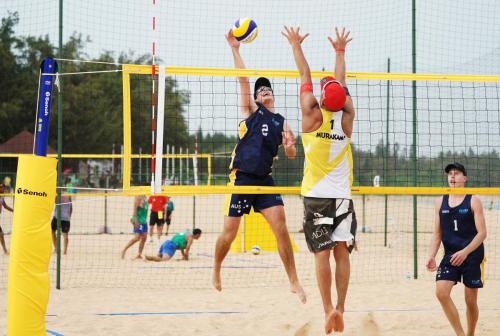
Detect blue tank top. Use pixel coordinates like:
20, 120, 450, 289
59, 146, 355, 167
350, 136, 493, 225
229, 103, 285, 176
439, 195, 484, 260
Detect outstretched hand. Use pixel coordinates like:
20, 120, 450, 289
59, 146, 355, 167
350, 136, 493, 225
281, 26, 309, 46
226, 29, 240, 49
327, 27, 352, 51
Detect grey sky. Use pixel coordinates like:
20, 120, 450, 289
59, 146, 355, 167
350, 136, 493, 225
2, 0, 499, 156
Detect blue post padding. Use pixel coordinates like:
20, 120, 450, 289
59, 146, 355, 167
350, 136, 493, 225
35, 57, 58, 157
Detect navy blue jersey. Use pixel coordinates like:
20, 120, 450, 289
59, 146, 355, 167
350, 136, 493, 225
229, 103, 285, 176
440, 195, 484, 261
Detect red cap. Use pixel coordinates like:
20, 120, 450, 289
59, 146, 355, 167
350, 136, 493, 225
320, 76, 346, 112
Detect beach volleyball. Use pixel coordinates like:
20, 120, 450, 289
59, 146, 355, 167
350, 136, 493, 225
251, 245, 261, 255
232, 18, 258, 43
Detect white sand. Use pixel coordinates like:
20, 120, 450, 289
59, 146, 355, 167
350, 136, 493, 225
1, 280, 500, 335
1, 195, 499, 334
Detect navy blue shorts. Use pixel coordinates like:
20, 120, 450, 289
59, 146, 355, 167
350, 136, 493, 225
224, 170, 284, 217
51, 218, 71, 233
436, 254, 485, 288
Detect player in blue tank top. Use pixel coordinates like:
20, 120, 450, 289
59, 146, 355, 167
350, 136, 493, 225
426, 163, 487, 336
230, 101, 285, 176
211, 30, 306, 305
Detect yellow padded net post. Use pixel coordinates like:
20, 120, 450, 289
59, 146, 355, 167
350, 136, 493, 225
231, 209, 298, 253
7, 155, 57, 336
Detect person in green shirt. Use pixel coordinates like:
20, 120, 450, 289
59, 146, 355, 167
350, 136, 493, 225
121, 195, 149, 259
146, 228, 202, 262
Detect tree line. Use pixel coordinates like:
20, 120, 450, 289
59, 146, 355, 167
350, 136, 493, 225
1, 12, 498, 188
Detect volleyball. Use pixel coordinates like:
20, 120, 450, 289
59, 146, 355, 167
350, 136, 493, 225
251, 245, 261, 255
232, 18, 258, 43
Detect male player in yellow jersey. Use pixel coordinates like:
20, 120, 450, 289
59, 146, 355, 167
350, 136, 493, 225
211, 30, 306, 304
283, 26, 356, 334
426, 163, 486, 336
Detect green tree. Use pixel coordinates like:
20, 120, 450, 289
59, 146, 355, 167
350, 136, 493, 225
0, 12, 191, 157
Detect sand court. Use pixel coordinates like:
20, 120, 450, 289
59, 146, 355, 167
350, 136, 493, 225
1, 195, 499, 334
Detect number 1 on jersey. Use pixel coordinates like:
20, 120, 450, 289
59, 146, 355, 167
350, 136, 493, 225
330, 120, 334, 130
453, 219, 458, 231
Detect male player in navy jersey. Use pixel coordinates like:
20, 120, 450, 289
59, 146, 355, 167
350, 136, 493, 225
426, 162, 487, 336
211, 30, 306, 304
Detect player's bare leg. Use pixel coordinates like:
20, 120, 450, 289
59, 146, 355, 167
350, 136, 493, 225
333, 242, 350, 332
121, 234, 140, 259
149, 225, 154, 242
314, 249, 339, 334
51, 231, 57, 254
212, 216, 240, 291
261, 205, 306, 304
62, 232, 69, 255
0, 233, 8, 255
157, 224, 163, 240
145, 254, 171, 262
464, 287, 479, 336
436, 280, 465, 336
134, 233, 147, 259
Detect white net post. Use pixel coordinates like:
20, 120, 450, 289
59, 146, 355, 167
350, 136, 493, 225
153, 66, 166, 194
171, 145, 175, 184
179, 147, 183, 185
193, 135, 199, 186
165, 144, 170, 183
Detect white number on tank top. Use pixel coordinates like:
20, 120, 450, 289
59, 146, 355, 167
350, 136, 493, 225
454, 219, 458, 231
261, 124, 268, 136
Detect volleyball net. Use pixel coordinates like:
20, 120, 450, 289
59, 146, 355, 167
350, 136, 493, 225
1, 62, 499, 289
1, 0, 500, 290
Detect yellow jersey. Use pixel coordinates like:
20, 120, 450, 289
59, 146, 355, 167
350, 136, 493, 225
301, 108, 353, 199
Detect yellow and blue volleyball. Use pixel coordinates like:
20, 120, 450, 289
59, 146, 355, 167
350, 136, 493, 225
232, 18, 258, 43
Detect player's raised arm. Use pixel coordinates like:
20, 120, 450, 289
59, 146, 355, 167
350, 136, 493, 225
282, 25, 321, 132
328, 27, 355, 138
226, 30, 257, 119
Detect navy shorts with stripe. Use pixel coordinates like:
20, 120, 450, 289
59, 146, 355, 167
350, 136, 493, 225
225, 170, 283, 217
436, 254, 485, 288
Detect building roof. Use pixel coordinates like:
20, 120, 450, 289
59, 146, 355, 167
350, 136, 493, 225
0, 130, 56, 154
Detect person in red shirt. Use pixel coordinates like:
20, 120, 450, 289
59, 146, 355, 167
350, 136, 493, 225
148, 195, 169, 242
